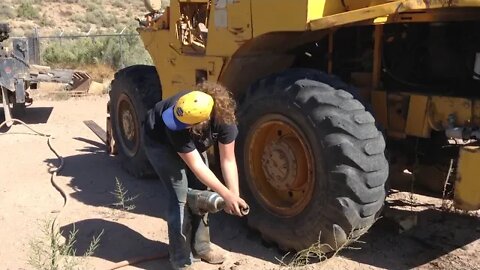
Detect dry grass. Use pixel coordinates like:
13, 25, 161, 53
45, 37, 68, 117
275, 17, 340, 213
76, 64, 115, 83
110, 177, 139, 212
276, 225, 372, 270
27, 218, 103, 270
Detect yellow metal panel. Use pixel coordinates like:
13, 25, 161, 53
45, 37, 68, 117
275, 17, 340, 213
309, 0, 480, 31
430, 96, 472, 129
140, 29, 224, 99
309, 1, 406, 30
252, 0, 308, 36
160, 50, 224, 99
454, 147, 480, 211
406, 95, 430, 138
307, 0, 326, 22
307, 0, 345, 21
473, 100, 480, 126
206, 0, 252, 56
387, 93, 408, 136
371, 90, 388, 131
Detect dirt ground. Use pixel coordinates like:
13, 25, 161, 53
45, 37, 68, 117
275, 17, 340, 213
1, 92, 479, 270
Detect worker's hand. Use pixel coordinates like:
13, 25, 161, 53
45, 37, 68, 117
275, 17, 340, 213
223, 191, 248, 217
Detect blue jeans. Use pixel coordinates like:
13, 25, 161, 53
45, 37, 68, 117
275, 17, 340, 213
142, 129, 212, 269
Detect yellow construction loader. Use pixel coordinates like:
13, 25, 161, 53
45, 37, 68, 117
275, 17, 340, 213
106, 0, 480, 252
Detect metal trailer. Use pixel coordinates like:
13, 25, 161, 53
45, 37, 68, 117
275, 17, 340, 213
0, 23, 92, 127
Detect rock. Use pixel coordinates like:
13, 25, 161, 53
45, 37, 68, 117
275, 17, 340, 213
88, 81, 106, 95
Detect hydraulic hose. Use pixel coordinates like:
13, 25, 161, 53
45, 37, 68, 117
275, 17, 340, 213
1, 119, 167, 269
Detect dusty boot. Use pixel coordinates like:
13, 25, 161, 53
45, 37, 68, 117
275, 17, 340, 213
195, 248, 226, 264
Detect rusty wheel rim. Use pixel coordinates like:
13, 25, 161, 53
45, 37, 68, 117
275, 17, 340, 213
246, 114, 315, 217
116, 93, 139, 157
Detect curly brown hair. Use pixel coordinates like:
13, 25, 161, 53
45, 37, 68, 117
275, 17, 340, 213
189, 81, 237, 138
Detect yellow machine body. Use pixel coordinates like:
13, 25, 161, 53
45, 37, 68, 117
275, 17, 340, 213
455, 147, 480, 211
134, 0, 480, 211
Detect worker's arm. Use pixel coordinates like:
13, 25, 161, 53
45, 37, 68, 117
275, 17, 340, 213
177, 149, 247, 216
218, 140, 240, 196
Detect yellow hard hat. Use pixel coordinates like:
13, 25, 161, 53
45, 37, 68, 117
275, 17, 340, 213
162, 91, 214, 130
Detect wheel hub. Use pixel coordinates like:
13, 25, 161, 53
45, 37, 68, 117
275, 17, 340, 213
116, 93, 140, 158
121, 109, 135, 141
261, 139, 298, 191
246, 115, 315, 217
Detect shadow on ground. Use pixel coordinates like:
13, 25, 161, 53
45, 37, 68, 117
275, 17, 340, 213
0, 106, 53, 132
48, 136, 480, 269
342, 199, 480, 269
60, 219, 169, 268
47, 139, 282, 266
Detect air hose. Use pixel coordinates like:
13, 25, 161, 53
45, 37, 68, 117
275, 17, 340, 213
0, 118, 67, 265
0, 119, 168, 269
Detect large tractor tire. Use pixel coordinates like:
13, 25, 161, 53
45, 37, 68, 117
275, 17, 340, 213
237, 68, 388, 252
109, 65, 162, 178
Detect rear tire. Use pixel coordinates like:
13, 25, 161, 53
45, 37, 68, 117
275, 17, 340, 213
237, 68, 388, 251
109, 65, 162, 178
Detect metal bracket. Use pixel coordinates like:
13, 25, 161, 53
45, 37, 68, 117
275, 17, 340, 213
1, 86, 13, 127
15, 78, 25, 103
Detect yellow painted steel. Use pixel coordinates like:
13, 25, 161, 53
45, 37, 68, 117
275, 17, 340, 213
371, 92, 480, 138
406, 95, 430, 138
309, 1, 408, 30
251, 0, 308, 36
137, 0, 480, 101
454, 147, 480, 211
371, 90, 388, 130
206, 0, 252, 56
429, 96, 473, 129
140, 29, 224, 99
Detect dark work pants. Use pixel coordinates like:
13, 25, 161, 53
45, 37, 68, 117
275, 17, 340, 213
142, 129, 212, 269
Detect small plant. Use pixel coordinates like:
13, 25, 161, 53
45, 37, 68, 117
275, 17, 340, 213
27, 218, 104, 270
17, 0, 40, 20
111, 177, 139, 211
277, 226, 369, 269
112, 0, 126, 9
441, 158, 455, 212
0, 4, 16, 20
39, 12, 54, 27
42, 33, 152, 70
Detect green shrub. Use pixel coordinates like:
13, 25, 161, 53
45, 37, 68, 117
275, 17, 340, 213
42, 33, 152, 70
86, 2, 101, 12
39, 13, 54, 27
17, 1, 40, 20
83, 9, 118, 28
113, 0, 126, 9
0, 4, 16, 20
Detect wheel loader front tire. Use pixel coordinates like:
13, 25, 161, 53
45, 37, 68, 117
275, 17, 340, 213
109, 65, 162, 179
237, 69, 388, 252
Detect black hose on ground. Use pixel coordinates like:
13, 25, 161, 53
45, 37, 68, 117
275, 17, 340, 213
0, 119, 168, 269
1, 119, 66, 250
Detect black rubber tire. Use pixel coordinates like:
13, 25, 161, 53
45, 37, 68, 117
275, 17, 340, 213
0, 23, 10, 42
109, 65, 162, 179
237, 68, 389, 252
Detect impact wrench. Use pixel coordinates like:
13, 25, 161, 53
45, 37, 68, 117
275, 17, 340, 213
107, 188, 249, 269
